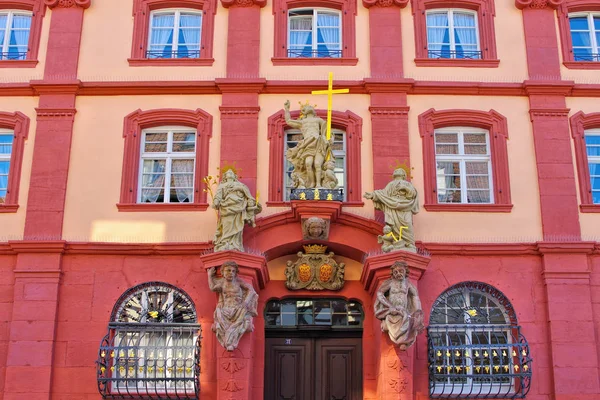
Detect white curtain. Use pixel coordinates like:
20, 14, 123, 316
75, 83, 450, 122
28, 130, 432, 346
172, 160, 194, 203
426, 13, 449, 55
179, 13, 201, 57
317, 12, 340, 55
141, 160, 165, 203
150, 14, 175, 57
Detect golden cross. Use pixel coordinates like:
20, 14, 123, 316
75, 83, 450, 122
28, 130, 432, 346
311, 72, 350, 140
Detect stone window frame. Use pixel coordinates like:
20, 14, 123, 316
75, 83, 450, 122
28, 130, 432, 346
570, 111, 600, 212
0, 111, 29, 213
0, 0, 45, 68
267, 109, 362, 206
410, 0, 499, 67
129, 0, 216, 67
271, 0, 358, 66
557, 1, 600, 69
418, 108, 512, 212
118, 108, 212, 212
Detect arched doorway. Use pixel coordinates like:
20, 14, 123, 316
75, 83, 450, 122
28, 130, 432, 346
264, 298, 364, 400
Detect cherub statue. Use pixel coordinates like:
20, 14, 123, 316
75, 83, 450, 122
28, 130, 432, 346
208, 261, 258, 351
377, 225, 397, 253
321, 160, 338, 189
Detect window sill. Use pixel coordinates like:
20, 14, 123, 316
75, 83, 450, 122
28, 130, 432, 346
563, 61, 600, 70
127, 58, 215, 67
0, 204, 19, 213
580, 204, 600, 213
424, 203, 513, 212
0, 60, 38, 68
414, 58, 500, 68
271, 57, 358, 66
117, 203, 209, 212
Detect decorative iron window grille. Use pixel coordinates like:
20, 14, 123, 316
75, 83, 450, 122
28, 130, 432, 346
287, 49, 342, 58
265, 298, 363, 328
574, 53, 600, 62
146, 50, 201, 59
427, 282, 532, 399
427, 50, 482, 59
0, 51, 27, 60
97, 282, 201, 400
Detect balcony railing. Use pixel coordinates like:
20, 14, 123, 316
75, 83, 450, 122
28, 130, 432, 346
287, 49, 342, 58
0, 52, 27, 60
97, 322, 201, 400
146, 50, 201, 59
428, 324, 532, 399
427, 50, 482, 60
574, 53, 600, 62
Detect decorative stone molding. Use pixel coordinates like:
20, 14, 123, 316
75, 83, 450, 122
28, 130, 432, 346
529, 108, 570, 119
418, 108, 513, 212
44, 0, 91, 8
219, 106, 261, 118
368, 106, 410, 116
221, 0, 266, 7
361, 251, 431, 295
569, 111, 600, 212
362, 0, 408, 8
35, 108, 77, 119
514, 0, 563, 9
118, 108, 212, 210
0, 112, 29, 213
0, 0, 45, 68
557, 1, 600, 69
200, 250, 269, 291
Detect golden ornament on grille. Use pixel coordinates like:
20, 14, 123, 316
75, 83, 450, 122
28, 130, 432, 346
298, 264, 311, 282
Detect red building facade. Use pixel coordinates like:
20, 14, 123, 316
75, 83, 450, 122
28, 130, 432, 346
0, 0, 599, 399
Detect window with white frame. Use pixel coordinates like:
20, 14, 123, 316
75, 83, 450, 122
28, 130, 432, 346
0, 10, 31, 60
97, 282, 201, 399
147, 9, 202, 59
585, 128, 600, 203
426, 9, 480, 59
288, 8, 341, 58
428, 282, 532, 398
0, 129, 13, 204
435, 127, 493, 204
284, 128, 346, 200
569, 12, 600, 62
139, 127, 196, 204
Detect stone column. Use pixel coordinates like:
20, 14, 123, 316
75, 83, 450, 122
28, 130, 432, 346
361, 251, 430, 399
200, 251, 269, 400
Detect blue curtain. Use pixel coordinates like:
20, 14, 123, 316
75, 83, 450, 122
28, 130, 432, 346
427, 13, 449, 58
453, 13, 477, 58
7, 14, 31, 60
149, 14, 175, 58
570, 16, 592, 60
316, 12, 340, 57
289, 16, 312, 57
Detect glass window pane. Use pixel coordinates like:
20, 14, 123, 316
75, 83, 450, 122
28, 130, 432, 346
172, 142, 195, 152
173, 132, 195, 142
332, 313, 347, 326
281, 313, 296, 326
464, 133, 486, 144
436, 144, 459, 154
464, 144, 488, 155
589, 163, 600, 175
465, 162, 489, 174
0, 175, 7, 189
145, 143, 167, 152
0, 190, 6, 202
466, 175, 489, 189
438, 189, 462, 203
571, 31, 592, 47
592, 190, 600, 204
142, 159, 166, 173
179, 13, 201, 28
146, 132, 168, 141
569, 16, 589, 31
591, 176, 600, 190
467, 190, 490, 203
435, 132, 458, 143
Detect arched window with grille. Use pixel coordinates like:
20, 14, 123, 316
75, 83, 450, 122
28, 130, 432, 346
97, 282, 201, 399
428, 282, 532, 398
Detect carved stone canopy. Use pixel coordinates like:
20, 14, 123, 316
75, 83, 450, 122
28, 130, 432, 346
285, 245, 345, 291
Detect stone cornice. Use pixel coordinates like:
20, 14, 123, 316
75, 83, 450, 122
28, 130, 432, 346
215, 78, 266, 93
515, 0, 563, 9
219, 106, 261, 117
44, 0, 91, 9
369, 106, 410, 116
523, 79, 574, 95
35, 108, 77, 119
362, 0, 408, 8
220, 0, 266, 8
30, 80, 82, 95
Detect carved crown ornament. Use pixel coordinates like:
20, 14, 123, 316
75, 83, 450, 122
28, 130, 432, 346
285, 245, 345, 291
44, 0, 92, 8
362, 0, 408, 8
514, 0, 563, 9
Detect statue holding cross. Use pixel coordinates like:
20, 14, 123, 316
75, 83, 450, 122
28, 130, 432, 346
284, 73, 349, 190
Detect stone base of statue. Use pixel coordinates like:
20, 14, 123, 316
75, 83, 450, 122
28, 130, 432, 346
361, 251, 431, 400
200, 251, 269, 400
290, 188, 344, 201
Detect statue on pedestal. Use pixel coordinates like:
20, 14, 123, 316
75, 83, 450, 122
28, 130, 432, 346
212, 169, 262, 252
374, 261, 424, 350
284, 100, 335, 189
208, 261, 258, 351
364, 168, 419, 252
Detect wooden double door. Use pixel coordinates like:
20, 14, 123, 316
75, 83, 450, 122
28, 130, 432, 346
264, 333, 362, 400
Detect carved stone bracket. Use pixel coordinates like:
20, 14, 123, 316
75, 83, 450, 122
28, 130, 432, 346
44, 0, 91, 9
200, 250, 269, 291
361, 250, 430, 295
362, 0, 408, 8
514, 0, 563, 9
